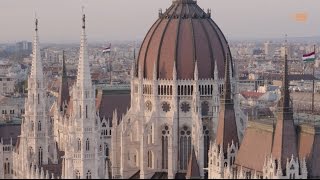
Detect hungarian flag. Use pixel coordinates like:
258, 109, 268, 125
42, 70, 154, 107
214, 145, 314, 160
102, 44, 111, 53
303, 52, 316, 63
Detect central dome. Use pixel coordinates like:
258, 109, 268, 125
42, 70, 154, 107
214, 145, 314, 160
137, 0, 233, 80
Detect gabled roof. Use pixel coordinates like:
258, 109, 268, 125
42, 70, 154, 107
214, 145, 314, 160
96, 89, 131, 123
235, 121, 274, 172
298, 124, 320, 178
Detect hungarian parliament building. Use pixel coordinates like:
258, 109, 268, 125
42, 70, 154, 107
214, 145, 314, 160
0, 0, 319, 179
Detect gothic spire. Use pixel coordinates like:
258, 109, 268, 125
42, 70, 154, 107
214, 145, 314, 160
215, 53, 239, 153
271, 36, 298, 169
30, 17, 44, 80
223, 53, 232, 102
76, 9, 92, 89
62, 51, 67, 77
58, 51, 70, 112
279, 36, 291, 114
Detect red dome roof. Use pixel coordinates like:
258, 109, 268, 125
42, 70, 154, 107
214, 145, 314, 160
137, 0, 232, 80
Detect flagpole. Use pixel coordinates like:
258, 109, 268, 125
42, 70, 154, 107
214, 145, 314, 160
312, 44, 315, 114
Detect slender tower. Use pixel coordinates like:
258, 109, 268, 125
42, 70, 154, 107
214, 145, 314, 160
17, 17, 50, 177
64, 10, 101, 179
271, 43, 298, 170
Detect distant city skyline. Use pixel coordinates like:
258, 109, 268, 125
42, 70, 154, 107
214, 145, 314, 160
0, 0, 319, 43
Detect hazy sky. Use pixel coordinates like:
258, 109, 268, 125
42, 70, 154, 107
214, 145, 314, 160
0, 0, 319, 43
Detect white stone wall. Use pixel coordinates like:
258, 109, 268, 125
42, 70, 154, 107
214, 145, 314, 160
112, 58, 243, 179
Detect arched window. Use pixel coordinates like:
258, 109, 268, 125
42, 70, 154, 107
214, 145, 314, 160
190, 86, 193, 95
86, 170, 92, 179
4, 162, 7, 174
78, 139, 81, 152
38, 93, 40, 104
147, 151, 153, 168
38, 121, 41, 131
86, 138, 90, 151
203, 126, 210, 168
105, 144, 109, 157
162, 125, 169, 169
246, 171, 251, 179
75, 170, 80, 179
39, 147, 43, 166
86, 105, 88, 118
179, 126, 191, 170
7, 162, 10, 174
201, 101, 209, 116
181, 85, 184, 95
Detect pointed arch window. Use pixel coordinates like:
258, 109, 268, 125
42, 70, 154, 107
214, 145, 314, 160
78, 139, 81, 152
38, 121, 41, 131
86, 138, 90, 151
105, 144, 109, 157
79, 105, 82, 118
86, 170, 92, 179
86, 105, 88, 118
179, 126, 191, 170
39, 147, 43, 166
38, 93, 40, 104
162, 125, 169, 169
147, 151, 153, 168
75, 170, 80, 179
203, 126, 210, 168
4, 162, 10, 175
4, 163, 7, 174
6, 162, 10, 175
